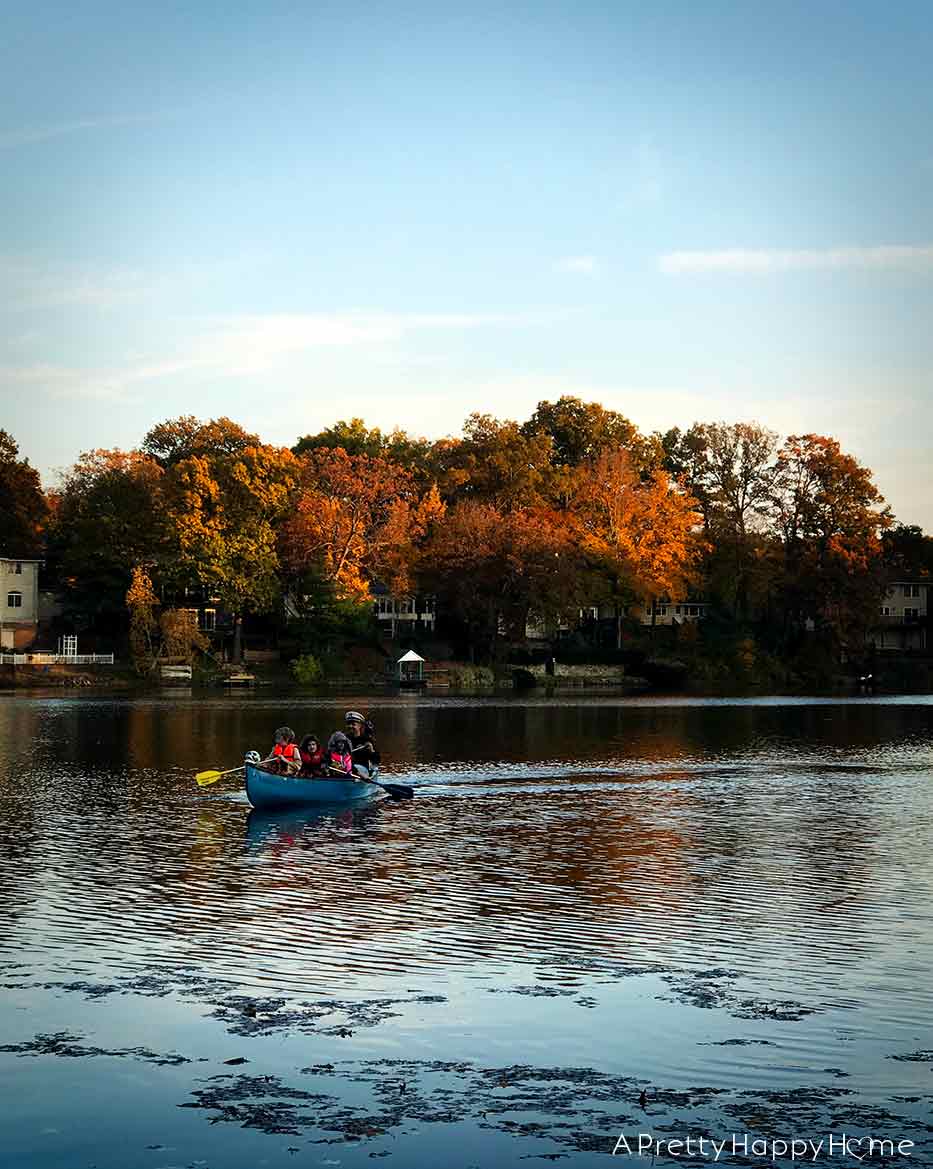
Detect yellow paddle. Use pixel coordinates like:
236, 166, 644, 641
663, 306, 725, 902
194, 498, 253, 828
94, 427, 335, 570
195, 764, 247, 787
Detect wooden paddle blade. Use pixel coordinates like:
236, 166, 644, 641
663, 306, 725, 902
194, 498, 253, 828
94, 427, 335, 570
380, 782, 414, 800
195, 770, 223, 786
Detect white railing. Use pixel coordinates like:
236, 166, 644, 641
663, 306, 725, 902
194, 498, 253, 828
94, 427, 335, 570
0, 653, 115, 665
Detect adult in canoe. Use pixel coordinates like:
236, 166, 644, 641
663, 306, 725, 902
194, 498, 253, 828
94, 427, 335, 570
344, 710, 380, 779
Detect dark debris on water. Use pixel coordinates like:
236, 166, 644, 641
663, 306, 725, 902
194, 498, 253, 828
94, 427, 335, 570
0, 1031, 192, 1066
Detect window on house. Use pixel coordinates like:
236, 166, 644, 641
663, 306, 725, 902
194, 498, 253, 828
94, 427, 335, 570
201, 608, 216, 632
880, 606, 892, 616
375, 598, 393, 616
14, 563, 22, 574
7, 591, 22, 609
907, 584, 921, 598
905, 608, 919, 618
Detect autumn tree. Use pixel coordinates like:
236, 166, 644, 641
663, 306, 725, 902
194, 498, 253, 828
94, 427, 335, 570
572, 450, 705, 645
161, 441, 299, 657
159, 608, 210, 665
280, 449, 444, 605
126, 566, 159, 674
422, 501, 582, 658
0, 430, 48, 557
770, 434, 891, 645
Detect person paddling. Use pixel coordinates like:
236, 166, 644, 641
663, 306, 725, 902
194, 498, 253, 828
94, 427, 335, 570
344, 710, 380, 780
266, 726, 301, 774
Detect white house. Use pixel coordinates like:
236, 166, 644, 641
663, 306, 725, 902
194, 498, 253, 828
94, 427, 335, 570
373, 590, 436, 639
868, 581, 928, 652
633, 599, 709, 627
525, 599, 709, 641
0, 557, 41, 649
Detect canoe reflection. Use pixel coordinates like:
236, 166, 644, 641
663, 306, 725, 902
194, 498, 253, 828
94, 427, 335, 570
245, 802, 386, 849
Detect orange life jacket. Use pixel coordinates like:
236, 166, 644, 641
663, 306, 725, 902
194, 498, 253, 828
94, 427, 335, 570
273, 742, 300, 763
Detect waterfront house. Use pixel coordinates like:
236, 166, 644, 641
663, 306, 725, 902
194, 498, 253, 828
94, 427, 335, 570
371, 583, 437, 639
868, 581, 928, 652
634, 599, 710, 627
0, 557, 41, 650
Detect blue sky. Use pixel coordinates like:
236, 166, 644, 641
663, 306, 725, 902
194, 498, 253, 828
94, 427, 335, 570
2, 1, 931, 526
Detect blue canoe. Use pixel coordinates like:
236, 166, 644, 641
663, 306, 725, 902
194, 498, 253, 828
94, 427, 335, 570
244, 762, 386, 810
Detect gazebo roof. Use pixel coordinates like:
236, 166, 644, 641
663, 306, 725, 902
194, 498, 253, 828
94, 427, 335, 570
397, 649, 425, 663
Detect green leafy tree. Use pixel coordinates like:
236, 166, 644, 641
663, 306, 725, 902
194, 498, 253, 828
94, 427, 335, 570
882, 524, 933, 579
429, 413, 557, 510
162, 443, 299, 657
49, 450, 167, 630
523, 396, 664, 475
771, 434, 892, 646
0, 430, 48, 556
293, 418, 432, 474
142, 415, 259, 467
680, 422, 778, 620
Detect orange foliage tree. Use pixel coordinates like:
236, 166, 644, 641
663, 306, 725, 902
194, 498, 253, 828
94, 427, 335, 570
280, 449, 445, 604
422, 500, 584, 657
572, 450, 705, 643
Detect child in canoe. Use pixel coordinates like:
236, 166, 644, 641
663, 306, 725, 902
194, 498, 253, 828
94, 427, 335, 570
325, 731, 354, 776
266, 726, 301, 774
298, 733, 326, 776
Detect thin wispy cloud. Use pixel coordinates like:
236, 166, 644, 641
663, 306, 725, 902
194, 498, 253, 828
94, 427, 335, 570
555, 256, 598, 274
660, 246, 933, 274
1, 251, 274, 312
0, 112, 173, 150
189, 312, 516, 377
1, 257, 147, 310
3, 311, 522, 400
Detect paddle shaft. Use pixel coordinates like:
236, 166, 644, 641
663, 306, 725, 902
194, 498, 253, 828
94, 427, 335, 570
195, 763, 246, 786
326, 762, 413, 799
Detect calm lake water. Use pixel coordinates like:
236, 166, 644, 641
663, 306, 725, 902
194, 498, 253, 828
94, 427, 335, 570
1, 691, 932, 1167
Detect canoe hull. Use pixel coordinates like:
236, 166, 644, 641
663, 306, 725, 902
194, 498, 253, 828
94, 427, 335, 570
244, 763, 385, 810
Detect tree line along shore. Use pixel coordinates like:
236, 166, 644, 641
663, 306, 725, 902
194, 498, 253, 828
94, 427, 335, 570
1, 398, 931, 690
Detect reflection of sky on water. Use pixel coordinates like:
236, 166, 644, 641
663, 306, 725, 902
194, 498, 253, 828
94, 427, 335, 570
1, 693, 932, 1166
